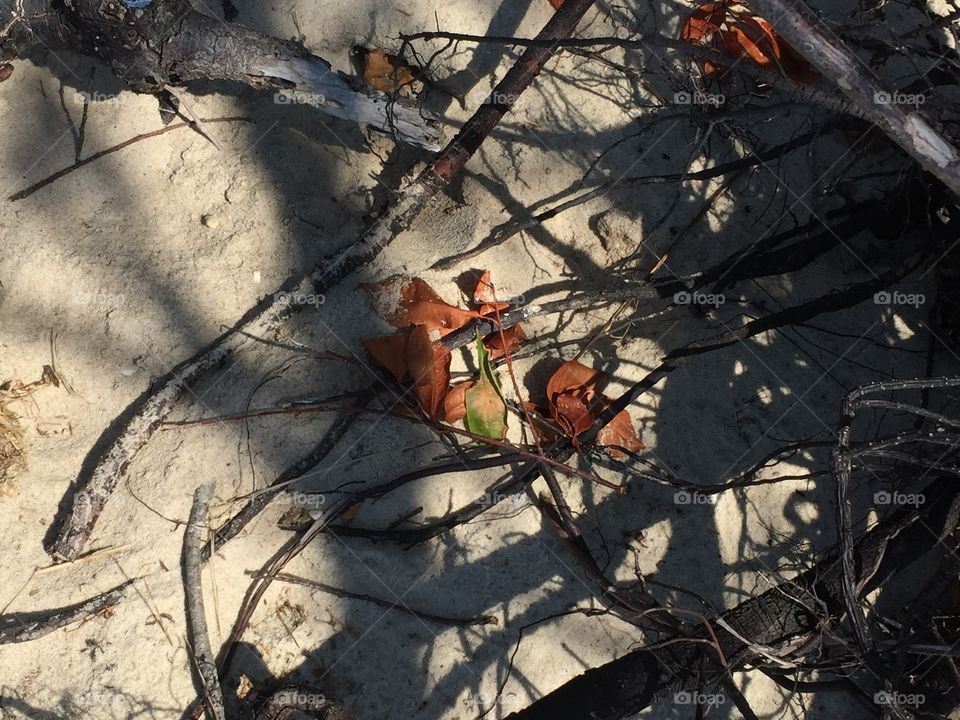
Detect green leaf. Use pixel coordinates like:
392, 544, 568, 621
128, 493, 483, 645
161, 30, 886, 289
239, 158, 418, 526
465, 337, 507, 439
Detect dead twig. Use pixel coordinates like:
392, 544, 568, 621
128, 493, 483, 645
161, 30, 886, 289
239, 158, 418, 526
267, 572, 498, 627
201, 393, 370, 559
182, 483, 225, 720
10, 117, 251, 201
0, 580, 133, 644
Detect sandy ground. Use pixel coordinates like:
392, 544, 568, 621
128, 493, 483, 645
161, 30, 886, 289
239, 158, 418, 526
0, 1, 957, 719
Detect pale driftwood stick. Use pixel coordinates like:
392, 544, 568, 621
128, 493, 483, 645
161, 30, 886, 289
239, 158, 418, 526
0, 579, 133, 644
1, 0, 440, 149
183, 483, 225, 720
48, 0, 599, 563
745, 0, 960, 196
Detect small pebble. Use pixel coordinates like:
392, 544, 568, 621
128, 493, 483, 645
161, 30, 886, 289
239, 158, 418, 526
201, 213, 221, 229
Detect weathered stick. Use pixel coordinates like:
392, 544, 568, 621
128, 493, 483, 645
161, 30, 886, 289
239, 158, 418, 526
1, 0, 439, 148
47, 0, 600, 562
744, 0, 960, 196
201, 399, 365, 561
182, 483, 225, 720
0, 579, 133, 644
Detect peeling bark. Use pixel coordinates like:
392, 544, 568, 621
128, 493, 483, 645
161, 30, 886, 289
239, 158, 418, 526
0, 0, 440, 148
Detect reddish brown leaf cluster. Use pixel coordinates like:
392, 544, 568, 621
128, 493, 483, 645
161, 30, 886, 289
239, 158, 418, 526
680, 1, 818, 83
360, 278, 644, 457
360, 273, 525, 420
527, 360, 644, 456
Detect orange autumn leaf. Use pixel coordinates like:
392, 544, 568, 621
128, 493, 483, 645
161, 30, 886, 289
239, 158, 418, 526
474, 271, 511, 315
405, 325, 451, 420
680, 1, 817, 83
405, 325, 435, 386
722, 14, 781, 69
545, 360, 602, 440
546, 360, 601, 406
541, 360, 643, 450
361, 334, 409, 383
680, 1, 730, 77
474, 270, 497, 305
554, 393, 595, 438
360, 47, 419, 96
523, 402, 561, 443
360, 276, 420, 326
479, 302, 510, 316
362, 277, 479, 336
483, 324, 526, 360
547, 0, 564, 7
406, 300, 479, 336
597, 409, 645, 457
444, 380, 474, 423
418, 343, 451, 421
680, 1, 727, 43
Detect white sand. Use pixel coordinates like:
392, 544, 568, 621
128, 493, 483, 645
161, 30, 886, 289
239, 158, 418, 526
0, 1, 955, 719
